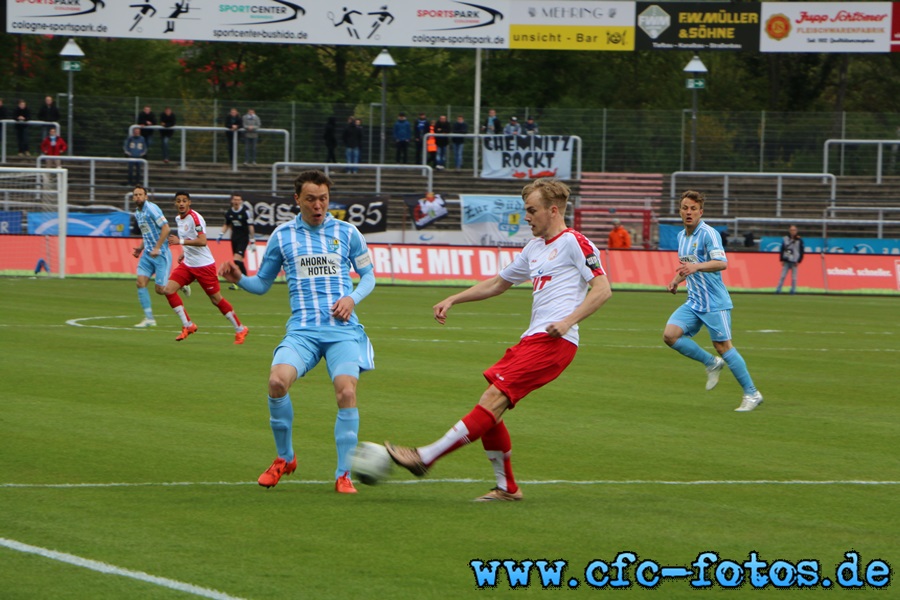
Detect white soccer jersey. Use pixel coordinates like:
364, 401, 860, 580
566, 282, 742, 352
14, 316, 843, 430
499, 228, 606, 346
175, 209, 215, 268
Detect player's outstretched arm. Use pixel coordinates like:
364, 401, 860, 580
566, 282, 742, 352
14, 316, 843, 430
433, 274, 513, 324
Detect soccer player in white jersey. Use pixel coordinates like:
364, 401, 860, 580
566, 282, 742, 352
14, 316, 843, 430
162, 192, 248, 344
385, 178, 612, 501
663, 190, 763, 412
131, 186, 170, 328
218, 170, 376, 495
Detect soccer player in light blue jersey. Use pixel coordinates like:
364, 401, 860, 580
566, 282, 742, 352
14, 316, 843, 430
218, 170, 376, 494
131, 186, 171, 328
663, 190, 763, 412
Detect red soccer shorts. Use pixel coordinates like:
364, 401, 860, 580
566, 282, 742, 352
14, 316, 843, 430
482, 333, 578, 407
169, 262, 221, 295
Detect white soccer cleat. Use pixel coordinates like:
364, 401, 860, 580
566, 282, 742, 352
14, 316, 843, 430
705, 356, 726, 391
735, 391, 763, 412
180, 285, 192, 297
134, 318, 157, 328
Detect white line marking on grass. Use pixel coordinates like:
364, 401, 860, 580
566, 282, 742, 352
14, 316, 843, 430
4, 478, 900, 489
0, 537, 247, 600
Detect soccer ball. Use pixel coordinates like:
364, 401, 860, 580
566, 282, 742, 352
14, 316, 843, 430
351, 441, 393, 485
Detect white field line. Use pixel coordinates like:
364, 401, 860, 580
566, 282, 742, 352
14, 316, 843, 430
0, 537, 247, 600
3, 478, 900, 489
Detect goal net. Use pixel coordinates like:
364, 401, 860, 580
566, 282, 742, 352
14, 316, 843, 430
0, 166, 69, 278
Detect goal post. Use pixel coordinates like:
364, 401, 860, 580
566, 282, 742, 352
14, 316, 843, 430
0, 166, 69, 278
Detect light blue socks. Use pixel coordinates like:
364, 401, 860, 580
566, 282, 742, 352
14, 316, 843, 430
334, 407, 359, 479
137, 287, 154, 319
671, 336, 716, 366
268, 395, 294, 461
722, 347, 757, 394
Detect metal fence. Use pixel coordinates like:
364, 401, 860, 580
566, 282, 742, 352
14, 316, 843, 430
3, 91, 900, 176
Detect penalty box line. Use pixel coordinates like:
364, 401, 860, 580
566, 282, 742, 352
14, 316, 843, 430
0, 537, 247, 600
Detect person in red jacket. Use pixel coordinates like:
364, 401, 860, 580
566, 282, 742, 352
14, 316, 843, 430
40, 127, 68, 167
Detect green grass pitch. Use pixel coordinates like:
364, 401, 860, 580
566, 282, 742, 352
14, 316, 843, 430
1, 277, 898, 598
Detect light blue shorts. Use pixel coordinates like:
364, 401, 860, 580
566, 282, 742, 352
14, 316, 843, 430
137, 250, 172, 287
667, 304, 732, 342
273, 326, 375, 381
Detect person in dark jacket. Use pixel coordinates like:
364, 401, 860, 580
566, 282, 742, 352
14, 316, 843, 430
433, 115, 451, 170
224, 108, 242, 163
14, 99, 31, 156
775, 225, 804, 294
342, 116, 363, 173
159, 106, 176, 163
136, 105, 156, 149
393, 112, 412, 164
451, 115, 468, 170
413, 112, 429, 165
38, 95, 61, 139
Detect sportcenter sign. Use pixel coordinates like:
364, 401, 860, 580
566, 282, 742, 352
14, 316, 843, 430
8, 1, 900, 53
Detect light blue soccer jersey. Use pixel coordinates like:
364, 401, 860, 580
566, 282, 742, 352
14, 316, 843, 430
677, 220, 732, 312
254, 213, 374, 330
134, 200, 169, 252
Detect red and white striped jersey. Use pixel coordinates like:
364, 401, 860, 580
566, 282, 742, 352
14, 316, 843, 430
175, 209, 215, 268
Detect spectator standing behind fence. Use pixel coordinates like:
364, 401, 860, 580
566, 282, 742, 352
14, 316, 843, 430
608, 219, 631, 249
504, 116, 522, 136
124, 126, 148, 186
451, 115, 468, 170
482, 108, 501, 135
343, 116, 363, 173
393, 112, 411, 164
524, 116, 539, 135
136, 105, 156, 150
159, 106, 176, 164
0, 98, 7, 121
434, 115, 451, 170
426, 120, 438, 168
38, 96, 60, 139
224, 107, 242, 163
40, 126, 68, 167
775, 225, 804, 295
323, 116, 337, 163
414, 112, 429, 164
14, 99, 31, 156
243, 108, 261, 165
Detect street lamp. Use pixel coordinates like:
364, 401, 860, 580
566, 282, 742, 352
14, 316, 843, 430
371, 48, 396, 166
683, 54, 707, 171
59, 38, 85, 156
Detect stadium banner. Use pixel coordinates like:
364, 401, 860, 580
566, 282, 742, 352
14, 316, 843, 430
760, 236, 900, 254
1, 235, 898, 293
403, 193, 449, 230
508, 1, 636, 51
6, 0, 510, 49
0, 211, 24, 234
635, 2, 762, 51
27, 211, 131, 237
480, 135, 574, 180
759, 2, 892, 53
241, 193, 388, 235
459, 195, 533, 246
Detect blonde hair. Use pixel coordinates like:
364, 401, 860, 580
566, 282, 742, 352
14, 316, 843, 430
521, 178, 570, 210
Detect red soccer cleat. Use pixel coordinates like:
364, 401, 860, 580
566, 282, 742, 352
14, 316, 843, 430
258, 456, 297, 488
175, 323, 198, 341
335, 471, 358, 494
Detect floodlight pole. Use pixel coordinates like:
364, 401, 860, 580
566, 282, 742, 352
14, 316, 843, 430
371, 49, 396, 166
683, 54, 708, 171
